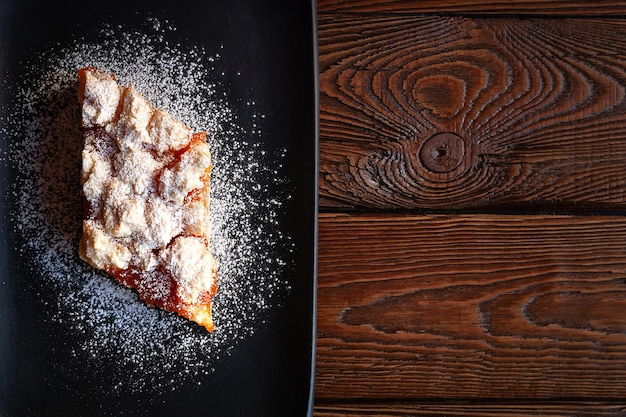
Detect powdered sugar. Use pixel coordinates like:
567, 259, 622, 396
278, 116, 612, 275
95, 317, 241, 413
2, 19, 292, 391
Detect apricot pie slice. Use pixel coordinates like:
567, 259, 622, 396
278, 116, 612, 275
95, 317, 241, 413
78, 67, 218, 331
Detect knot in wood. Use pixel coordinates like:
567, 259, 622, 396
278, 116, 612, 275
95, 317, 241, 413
419, 133, 465, 173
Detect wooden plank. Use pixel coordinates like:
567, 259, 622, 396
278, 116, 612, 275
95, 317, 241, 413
314, 402, 626, 416
316, 213, 626, 399
318, 0, 626, 15
318, 15, 626, 210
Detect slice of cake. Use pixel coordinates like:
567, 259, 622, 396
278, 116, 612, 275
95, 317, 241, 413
77, 67, 218, 332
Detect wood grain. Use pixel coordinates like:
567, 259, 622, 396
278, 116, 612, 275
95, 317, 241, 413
314, 402, 626, 417
318, 0, 626, 15
316, 213, 626, 399
319, 15, 626, 210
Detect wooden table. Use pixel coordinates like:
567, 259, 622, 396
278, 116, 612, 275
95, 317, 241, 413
314, 1, 626, 415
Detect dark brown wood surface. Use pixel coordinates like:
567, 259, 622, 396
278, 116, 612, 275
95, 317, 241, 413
318, 0, 626, 15
319, 14, 626, 211
317, 214, 626, 398
315, 402, 626, 416
315, 1, 626, 415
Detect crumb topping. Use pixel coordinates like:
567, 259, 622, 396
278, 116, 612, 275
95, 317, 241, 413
162, 236, 217, 305
79, 69, 121, 127
78, 67, 217, 330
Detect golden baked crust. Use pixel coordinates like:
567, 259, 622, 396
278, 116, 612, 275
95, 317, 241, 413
78, 67, 217, 331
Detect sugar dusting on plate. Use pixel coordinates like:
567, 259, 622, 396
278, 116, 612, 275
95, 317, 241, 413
1, 18, 292, 391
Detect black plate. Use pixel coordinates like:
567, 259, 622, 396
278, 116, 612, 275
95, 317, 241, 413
0, 1, 317, 416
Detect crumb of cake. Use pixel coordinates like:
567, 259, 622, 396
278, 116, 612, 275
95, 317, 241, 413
78, 67, 218, 332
